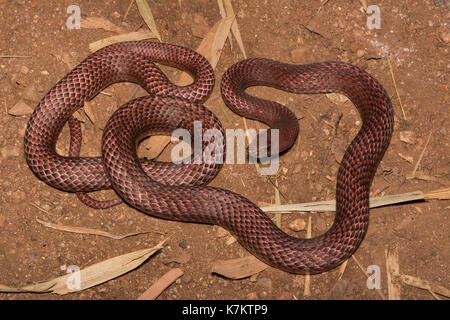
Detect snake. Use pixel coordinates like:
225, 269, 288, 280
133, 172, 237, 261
24, 41, 393, 274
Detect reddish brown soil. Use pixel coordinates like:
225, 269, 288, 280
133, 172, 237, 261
0, 0, 448, 300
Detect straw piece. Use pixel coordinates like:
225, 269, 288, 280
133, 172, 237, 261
137, 268, 184, 300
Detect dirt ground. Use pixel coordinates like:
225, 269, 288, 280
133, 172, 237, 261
0, 0, 448, 300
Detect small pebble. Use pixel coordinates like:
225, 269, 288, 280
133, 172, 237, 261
439, 32, 450, 44
399, 131, 416, 144
178, 240, 187, 249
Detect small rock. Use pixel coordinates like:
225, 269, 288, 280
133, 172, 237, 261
40, 70, 49, 76
8, 99, 33, 116
164, 251, 191, 265
290, 46, 310, 63
178, 240, 187, 249
182, 273, 192, 284
225, 236, 236, 245
288, 218, 307, 231
439, 32, 450, 44
399, 131, 416, 144
356, 49, 365, 58
398, 153, 414, 163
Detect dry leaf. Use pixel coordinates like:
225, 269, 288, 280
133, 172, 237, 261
222, 0, 247, 58
274, 178, 281, 227
51, 51, 77, 70
385, 247, 401, 300
217, 0, 233, 50
0, 241, 166, 295
177, 15, 234, 87
406, 172, 440, 182
36, 218, 158, 240
398, 274, 450, 298
82, 17, 123, 33
135, 0, 162, 42
197, 15, 235, 68
73, 109, 87, 123
144, 16, 235, 160
212, 255, 269, 279
83, 101, 96, 124
303, 216, 312, 297
424, 188, 450, 200
261, 190, 426, 213
399, 131, 416, 144
89, 31, 156, 52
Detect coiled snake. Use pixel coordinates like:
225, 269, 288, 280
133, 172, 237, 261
24, 42, 393, 273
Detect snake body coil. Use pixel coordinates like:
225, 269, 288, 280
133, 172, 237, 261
24, 42, 393, 273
